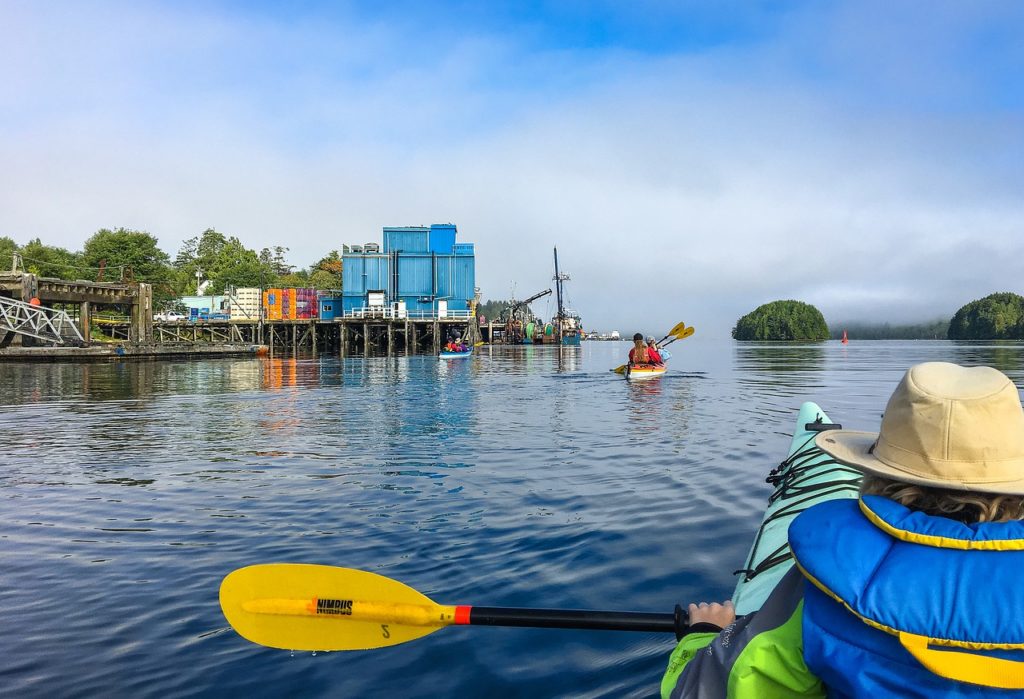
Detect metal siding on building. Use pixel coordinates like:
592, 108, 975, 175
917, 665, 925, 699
396, 255, 434, 297
342, 255, 363, 294
367, 256, 390, 292
433, 255, 475, 308
342, 297, 364, 314
342, 254, 389, 295
428, 224, 456, 254
319, 296, 343, 320
433, 255, 451, 300
383, 227, 429, 253
180, 295, 228, 311
453, 255, 475, 305
398, 296, 433, 315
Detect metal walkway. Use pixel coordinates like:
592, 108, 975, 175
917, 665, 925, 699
0, 296, 85, 345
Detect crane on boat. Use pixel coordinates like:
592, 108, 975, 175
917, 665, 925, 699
501, 288, 552, 344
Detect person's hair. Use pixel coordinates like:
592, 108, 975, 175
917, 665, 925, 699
860, 475, 1024, 524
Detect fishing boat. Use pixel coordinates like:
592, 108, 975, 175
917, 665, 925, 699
732, 401, 862, 614
623, 363, 666, 381
439, 348, 473, 359
552, 247, 583, 346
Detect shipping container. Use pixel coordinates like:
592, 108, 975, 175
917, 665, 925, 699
429, 224, 457, 254
383, 227, 430, 253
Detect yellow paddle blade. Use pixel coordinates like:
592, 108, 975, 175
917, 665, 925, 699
679, 326, 695, 339
611, 364, 626, 374
666, 321, 686, 337
220, 564, 457, 651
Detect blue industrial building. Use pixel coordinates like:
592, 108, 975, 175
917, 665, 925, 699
341, 224, 476, 318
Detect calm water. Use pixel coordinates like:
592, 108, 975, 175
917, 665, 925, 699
3, 339, 1024, 698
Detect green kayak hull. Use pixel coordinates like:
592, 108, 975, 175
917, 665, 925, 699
731, 401, 862, 616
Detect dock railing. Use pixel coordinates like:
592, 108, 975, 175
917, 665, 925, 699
344, 307, 472, 320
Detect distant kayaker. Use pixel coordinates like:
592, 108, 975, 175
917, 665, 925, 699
663, 362, 1024, 697
645, 336, 663, 364
445, 336, 467, 353
629, 333, 652, 365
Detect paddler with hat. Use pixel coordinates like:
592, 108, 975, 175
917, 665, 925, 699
663, 362, 1024, 697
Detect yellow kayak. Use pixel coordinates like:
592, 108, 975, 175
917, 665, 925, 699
624, 364, 666, 381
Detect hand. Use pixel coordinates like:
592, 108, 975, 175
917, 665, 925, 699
688, 600, 735, 629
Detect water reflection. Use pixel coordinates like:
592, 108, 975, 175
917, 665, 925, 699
734, 343, 826, 374
625, 377, 664, 429
481, 344, 582, 375
950, 342, 1024, 377
732, 343, 829, 404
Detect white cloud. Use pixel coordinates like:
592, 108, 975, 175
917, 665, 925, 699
1, 2, 1021, 337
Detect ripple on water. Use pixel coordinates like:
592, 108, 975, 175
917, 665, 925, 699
2, 341, 1020, 696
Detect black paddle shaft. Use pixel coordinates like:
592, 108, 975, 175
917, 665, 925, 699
468, 605, 689, 638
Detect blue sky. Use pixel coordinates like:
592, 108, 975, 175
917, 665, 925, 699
2, 1, 1022, 335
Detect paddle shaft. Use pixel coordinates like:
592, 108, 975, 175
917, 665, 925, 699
464, 605, 687, 635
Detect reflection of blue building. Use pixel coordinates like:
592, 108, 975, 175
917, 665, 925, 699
341, 223, 476, 318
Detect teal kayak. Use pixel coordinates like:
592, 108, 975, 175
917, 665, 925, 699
439, 349, 473, 359
731, 401, 862, 615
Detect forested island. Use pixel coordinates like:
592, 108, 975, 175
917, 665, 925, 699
732, 300, 830, 341
947, 292, 1024, 340
738, 292, 1024, 341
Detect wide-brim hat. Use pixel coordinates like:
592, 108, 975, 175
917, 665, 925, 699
815, 362, 1024, 495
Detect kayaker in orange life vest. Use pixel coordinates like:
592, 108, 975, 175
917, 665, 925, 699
663, 362, 1024, 698
629, 333, 652, 365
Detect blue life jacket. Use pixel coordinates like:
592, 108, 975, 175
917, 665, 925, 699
790, 495, 1024, 698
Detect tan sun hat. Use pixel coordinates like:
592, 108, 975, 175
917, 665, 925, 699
815, 362, 1024, 494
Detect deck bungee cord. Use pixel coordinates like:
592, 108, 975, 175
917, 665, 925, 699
734, 418, 861, 584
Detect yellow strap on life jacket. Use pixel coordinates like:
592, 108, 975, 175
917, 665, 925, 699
900, 631, 1024, 689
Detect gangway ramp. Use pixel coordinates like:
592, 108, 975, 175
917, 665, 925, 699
0, 296, 85, 346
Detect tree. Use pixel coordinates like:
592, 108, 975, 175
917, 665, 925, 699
732, 300, 830, 341
81, 228, 174, 304
259, 246, 293, 277
948, 292, 1024, 340
174, 229, 274, 295
477, 298, 514, 321
310, 250, 342, 290
828, 319, 949, 340
81, 228, 172, 282
274, 270, 311, 288
0, 236, 17, 272
18, 238, 83, 279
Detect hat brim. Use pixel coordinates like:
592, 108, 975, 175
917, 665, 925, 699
815, 430, 1024, 495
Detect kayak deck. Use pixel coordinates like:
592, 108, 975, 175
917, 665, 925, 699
624, 364, 666, 380
731, 401, 862, 615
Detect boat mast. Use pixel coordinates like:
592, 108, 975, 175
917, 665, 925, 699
554, 246, 565, 342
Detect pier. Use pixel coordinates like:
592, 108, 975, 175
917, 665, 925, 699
1, 269, 484, 360
139, 315, 479, 357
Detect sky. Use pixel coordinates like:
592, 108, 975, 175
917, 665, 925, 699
2, 0, 1022, 337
